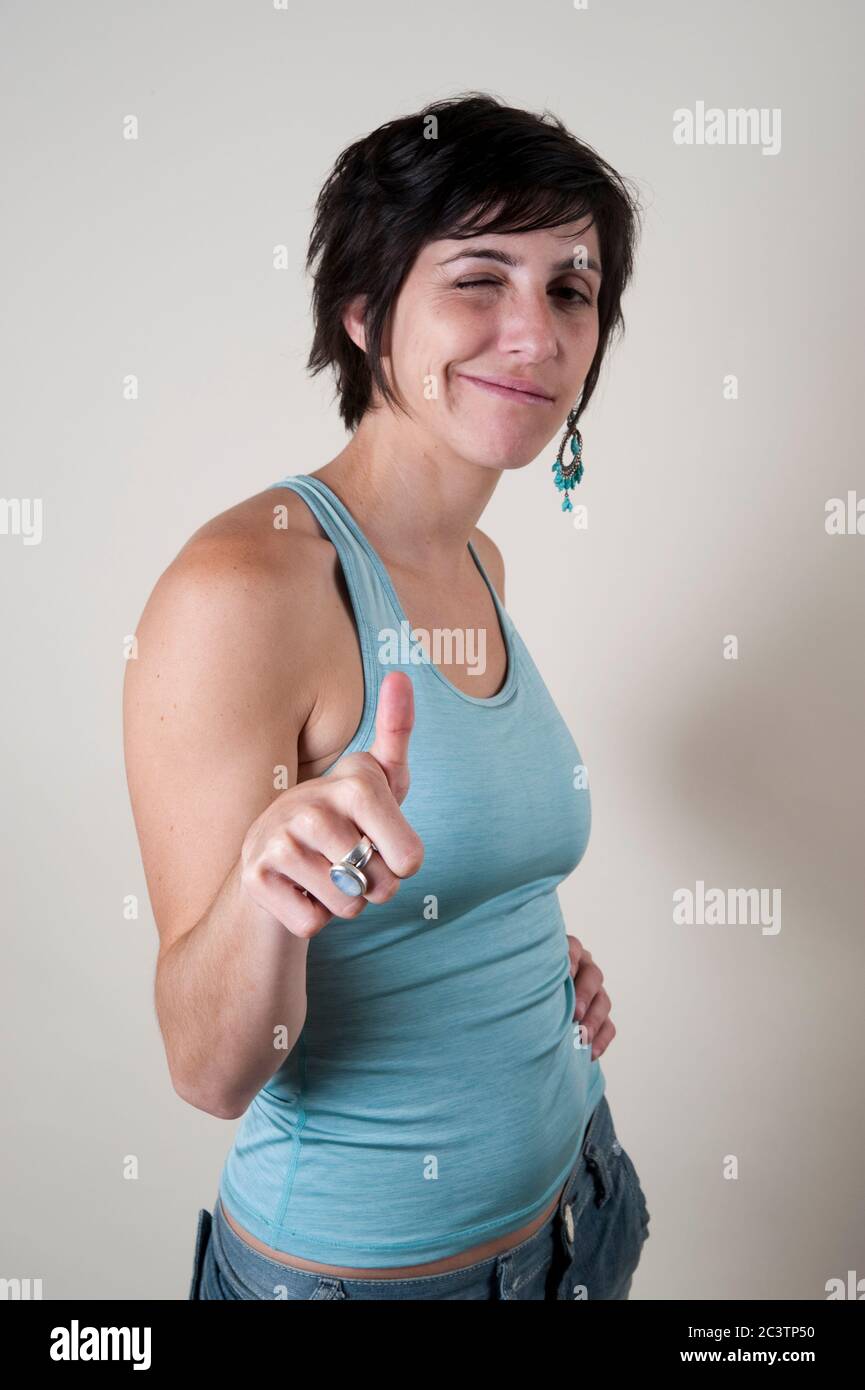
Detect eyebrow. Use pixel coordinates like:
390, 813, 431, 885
437, 246, 603, 277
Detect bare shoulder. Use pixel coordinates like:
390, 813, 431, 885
180, 482, 329, 582
151, 484, 334, 632
125, 485, 340, 741
471, 525, 506, 605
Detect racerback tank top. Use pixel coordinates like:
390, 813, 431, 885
218, 473, 605, 1267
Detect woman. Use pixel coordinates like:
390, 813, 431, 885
123, 91, 648, 1300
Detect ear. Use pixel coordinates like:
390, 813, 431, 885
342, 295, 368, 353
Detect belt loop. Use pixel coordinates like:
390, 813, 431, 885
495, 1252, 515, 1300
188, 1207, 213, 1301
310, 1275, 346, 1300
585, 1136, 612, 1208
564, 1202, 575, 1244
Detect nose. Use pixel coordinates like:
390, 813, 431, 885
495, 288, 558, 363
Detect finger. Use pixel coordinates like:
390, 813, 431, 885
330, 757, 424, 880
573, 960, 604, 1021
590, 1016, 616, 1061
367, 670, 415, 805
567, 935, 593, 975
580, 987, 611, 1041
284, 811, 402, 911
567, 935, 580, 973
242, 861, 332, 939
270, 844, 366, 918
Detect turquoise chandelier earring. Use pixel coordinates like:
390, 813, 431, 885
551, 406, 583, 513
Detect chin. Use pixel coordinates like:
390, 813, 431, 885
450, 427, 547, 472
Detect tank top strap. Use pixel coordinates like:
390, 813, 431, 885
267, 473, 399, 646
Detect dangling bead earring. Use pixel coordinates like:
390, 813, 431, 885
551, 406, 583, 513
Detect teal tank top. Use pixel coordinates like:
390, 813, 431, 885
218, 473, 604, 1267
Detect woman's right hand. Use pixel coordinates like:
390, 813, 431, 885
239, 670, 424, 938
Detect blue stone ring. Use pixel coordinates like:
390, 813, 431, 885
329, 835, 377, 898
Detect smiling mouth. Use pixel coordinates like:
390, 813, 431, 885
459, 374, 554, 406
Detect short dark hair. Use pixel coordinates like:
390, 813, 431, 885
305, 91, 643, 432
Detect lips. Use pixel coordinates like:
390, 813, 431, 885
459, 374, 554, 405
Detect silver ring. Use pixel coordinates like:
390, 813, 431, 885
329, 835, 377, 898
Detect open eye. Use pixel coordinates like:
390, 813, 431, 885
553, 286, 592, 306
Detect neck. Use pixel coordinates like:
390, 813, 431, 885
311, 411, 501, 579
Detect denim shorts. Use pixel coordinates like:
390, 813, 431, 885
187, 1093, 650, 1301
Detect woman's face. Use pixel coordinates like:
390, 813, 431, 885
376, 218, 602, 472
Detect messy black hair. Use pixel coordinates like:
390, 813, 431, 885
305, 91, 643, 432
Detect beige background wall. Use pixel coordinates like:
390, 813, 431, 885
1, 0, 862, 1299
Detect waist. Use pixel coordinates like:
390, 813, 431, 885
218, 1060, 605, 1268
219, 1179, 566, 1279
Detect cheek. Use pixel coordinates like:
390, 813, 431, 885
413, 310, 490, 398
579, 309, 601, 354
392, 298, 480, 370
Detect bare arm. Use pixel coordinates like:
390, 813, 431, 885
123, 532, 317, 1119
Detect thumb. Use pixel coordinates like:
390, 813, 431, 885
367, 670, 415, 805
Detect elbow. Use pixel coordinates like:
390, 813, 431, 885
171, 1071, 248, 1121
